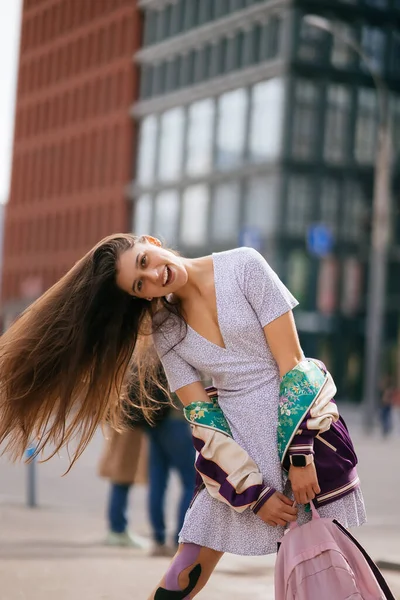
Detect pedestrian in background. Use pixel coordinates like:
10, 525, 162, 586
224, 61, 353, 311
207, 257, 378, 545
98, 423, 149, 548
380, 375, 395, 438
99, 368, 196, 556
130, 370, 196, 556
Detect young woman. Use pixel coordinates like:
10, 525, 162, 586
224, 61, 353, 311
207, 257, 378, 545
0, 233, 366, 599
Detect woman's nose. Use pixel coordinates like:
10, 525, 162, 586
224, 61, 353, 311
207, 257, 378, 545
147, 268, 160, 284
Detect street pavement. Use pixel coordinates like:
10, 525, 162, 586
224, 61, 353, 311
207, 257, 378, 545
0, 407, 400, 599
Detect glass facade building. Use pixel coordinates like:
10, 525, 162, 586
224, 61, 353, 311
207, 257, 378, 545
132, 0, 400, 400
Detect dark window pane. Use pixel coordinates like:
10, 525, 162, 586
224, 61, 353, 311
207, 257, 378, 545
162, 4, 173, 39
140, 65, 153, 99
389, 33, 400, 77
170, 1, 184, 36
232, 30, 246, 70
298, 18, 329, 63
194, 47, 207, 83
360, 26, 386, 73
291, 80, 320, 159
324, 84, 352, 163
143, 11, 157, 46
286, 175, 313, 236
354, 88, 378, 163
261, 16, 282, 60
152, 63, 166, 96
213, 0, 230, 19
165, 57, 179, 93
198, 0, 213, 25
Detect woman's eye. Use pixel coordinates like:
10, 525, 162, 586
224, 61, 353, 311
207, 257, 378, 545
141, 255, 147, 268
137, 280, 143, 292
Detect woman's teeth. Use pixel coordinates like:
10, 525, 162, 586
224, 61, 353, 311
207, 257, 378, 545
163, 267, 168, 286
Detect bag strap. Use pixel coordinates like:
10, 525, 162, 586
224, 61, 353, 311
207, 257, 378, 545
289, 501, 320, 530
333, 520, 396, 600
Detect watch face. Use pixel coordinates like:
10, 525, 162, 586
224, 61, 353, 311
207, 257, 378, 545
292, 455, 307, 467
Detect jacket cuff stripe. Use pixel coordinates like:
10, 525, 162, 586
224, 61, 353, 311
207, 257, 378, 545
251, 486, 276, 514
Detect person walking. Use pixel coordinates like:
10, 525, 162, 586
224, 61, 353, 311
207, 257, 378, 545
98, 424, 149, 548
0, 234, 366, 599
144, 397, 196, 556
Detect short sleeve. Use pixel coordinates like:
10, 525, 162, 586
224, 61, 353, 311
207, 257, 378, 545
241, 248, 298, 328
153, 324, 201, 393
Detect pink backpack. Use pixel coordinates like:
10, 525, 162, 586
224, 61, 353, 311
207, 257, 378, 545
275, 505, 395, 600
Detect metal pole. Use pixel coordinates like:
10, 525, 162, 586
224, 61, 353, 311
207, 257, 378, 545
26, 446, 37, 508
363, 114, 391, 431
303, 15, 393, 430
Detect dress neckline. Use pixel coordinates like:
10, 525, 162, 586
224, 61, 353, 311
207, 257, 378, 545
186, 253, 227, 352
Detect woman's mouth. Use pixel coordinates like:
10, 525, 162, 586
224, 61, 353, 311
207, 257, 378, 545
162, 266, 173, 286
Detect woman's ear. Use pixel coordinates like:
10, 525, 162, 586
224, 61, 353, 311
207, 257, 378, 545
143, 235, 162, 247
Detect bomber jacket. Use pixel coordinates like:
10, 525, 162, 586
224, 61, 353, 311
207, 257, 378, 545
183, 359, 359, 516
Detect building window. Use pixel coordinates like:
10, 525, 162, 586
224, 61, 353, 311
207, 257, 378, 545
198, 0, 213, 26
317, 257, 339, 316
137, 116, 158, 187
361, 26, 386, 73
140, 66, 153, 99
158, 108, 185, 182
216, 88, 248, 170
391, 94, 400, 160
298, 18, 328, 63
320, 179, 339, 235
324, 84, 351, 163
286, 175, 313, 236
144, 11, 158, 46
287, 251, 311, 307
342, 181, 366, 243
186, 99, 215, 177
262, 16, 282, 60
133, 195, 153, 236
389, 33, 400, 78
181, 185, 210, 247
355, 88, 378, 164
341, 257, 363, 317
244, 175, 279, 237
154, 190, 180, 244
211, 181, 241, 243
364, 0, 387, 7
331, 23, 357, 68
249, 78, 284, 163
291, 80, 320, 160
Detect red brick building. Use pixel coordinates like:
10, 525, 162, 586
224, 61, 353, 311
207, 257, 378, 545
2, 0, 141, 324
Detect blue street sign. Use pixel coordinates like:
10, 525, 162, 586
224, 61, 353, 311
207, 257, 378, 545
239, 226, 262, 251
307, 224, 334, 257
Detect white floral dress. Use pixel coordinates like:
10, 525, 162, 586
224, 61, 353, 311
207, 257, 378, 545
153, 247, 366, 556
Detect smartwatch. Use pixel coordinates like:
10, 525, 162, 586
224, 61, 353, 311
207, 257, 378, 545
289, 454, 314, 468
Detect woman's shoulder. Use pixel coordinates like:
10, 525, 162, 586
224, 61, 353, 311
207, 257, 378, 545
214, 247, 265, 278
215, 246, 263, 263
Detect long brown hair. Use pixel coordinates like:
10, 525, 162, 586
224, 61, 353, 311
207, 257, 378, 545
0, 233, 166, 469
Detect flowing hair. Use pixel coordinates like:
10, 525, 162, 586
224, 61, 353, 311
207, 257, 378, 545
0, 233, 170, 469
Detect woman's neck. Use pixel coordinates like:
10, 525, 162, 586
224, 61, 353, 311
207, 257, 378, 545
174, 255, 213, 303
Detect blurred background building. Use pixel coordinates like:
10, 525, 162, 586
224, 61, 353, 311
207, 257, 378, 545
1, 0, 400, 402
131, 0, 400, 400
1, 0, 140, 327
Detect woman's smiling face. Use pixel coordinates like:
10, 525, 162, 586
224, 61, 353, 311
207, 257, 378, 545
116, 237, 188, 300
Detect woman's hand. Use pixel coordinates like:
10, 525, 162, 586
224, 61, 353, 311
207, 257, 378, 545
289, 462, 321, 505
256, 492, 298, 527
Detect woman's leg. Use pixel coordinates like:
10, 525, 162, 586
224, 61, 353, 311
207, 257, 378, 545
147, 543, 223, 599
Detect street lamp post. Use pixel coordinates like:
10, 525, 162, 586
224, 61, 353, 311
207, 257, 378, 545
303, 16, 393, 431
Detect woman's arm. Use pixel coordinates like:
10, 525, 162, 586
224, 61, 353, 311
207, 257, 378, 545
263, 312, 321, 505
175, 381, 297, 526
